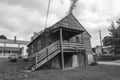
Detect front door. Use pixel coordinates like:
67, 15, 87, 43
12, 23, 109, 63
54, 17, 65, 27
72, 54, 79, 68
64, 53, 72, 68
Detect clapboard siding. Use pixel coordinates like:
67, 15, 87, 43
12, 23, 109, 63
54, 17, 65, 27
71, 29, 92, 55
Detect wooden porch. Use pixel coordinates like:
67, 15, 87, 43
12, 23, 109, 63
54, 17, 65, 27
30, 27, 87, 71
30, 41, 85, 70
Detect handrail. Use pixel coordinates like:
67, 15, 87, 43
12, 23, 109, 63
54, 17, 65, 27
36, 40, 60, 64
35, 40, 61, 69
29, 41, 60, 58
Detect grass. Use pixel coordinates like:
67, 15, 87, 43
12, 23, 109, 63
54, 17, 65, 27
0, 58, 120, 80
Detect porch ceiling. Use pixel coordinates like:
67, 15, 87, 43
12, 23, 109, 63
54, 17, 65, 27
52, 27, 84, 40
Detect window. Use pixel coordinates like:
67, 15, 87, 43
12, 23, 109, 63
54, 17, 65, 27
31, 45, 34, 53
37, 40, 41, 51
76, 36, 79, 43
76, 34, 83, 44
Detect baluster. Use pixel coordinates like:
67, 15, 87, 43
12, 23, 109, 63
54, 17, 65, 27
46, 48, 48, 61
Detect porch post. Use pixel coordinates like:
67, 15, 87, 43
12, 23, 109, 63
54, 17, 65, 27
84, 50, 88, 68
60, 28, 64, 70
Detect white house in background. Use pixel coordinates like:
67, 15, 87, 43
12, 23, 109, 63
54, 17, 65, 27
0, 37, 29, 58
95, 46, 114, 56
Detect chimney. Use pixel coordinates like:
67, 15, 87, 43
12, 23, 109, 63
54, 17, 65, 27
14, 36, 16, 42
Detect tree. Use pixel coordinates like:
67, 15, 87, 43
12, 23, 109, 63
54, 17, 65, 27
0, 35, 7, 39
108, 22, 118, 37
103, 36, 113, 46
104, 19, 120, 55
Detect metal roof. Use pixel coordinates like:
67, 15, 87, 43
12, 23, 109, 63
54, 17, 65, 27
0, 39, 29, 45
0, 47, 21, 51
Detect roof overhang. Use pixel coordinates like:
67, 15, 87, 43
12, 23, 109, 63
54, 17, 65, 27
52, 27, 84, 40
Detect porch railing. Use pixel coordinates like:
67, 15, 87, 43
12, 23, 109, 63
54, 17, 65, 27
30, 41, 85, 70
63, 42, 84, 52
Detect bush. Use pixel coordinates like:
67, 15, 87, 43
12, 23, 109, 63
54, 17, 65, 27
9, 58, 17, 62
23, 58, 29, 62
89, 61, 98, 66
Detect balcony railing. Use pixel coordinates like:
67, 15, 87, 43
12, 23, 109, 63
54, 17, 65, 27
62, 42, 85, 52
29, 41, 85, 58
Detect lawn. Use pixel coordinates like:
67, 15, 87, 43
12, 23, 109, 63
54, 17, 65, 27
0, 58, 120, 80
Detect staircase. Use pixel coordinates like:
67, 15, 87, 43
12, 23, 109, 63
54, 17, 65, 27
31, 41, 61, 71
30, 40, 85, 71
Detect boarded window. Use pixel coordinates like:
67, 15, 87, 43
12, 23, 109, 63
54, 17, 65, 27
31, 45, 33, 54
37, 40, 41, 51
76, 36, 79, 43
76, 34, 83, 44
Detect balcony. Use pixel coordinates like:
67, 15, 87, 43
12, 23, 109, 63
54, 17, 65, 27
62, 42, 85, 53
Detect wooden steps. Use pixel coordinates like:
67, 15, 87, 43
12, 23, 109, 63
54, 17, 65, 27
31, 41, 61, 71
30, 41, 85, 71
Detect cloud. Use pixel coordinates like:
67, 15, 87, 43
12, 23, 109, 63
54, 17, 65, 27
0, 0, 120, 47
0, 2, 60, 40
0, 0, 47, 11
74, 0, 120, 47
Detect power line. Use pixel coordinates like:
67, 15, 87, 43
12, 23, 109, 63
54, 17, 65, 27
44, 0, 51, 29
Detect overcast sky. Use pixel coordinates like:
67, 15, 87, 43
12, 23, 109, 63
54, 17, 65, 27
0, 0, 120, 47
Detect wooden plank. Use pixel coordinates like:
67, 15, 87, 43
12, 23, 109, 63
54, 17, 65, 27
36, 41, 59, 65
48, 47, 57, 55
36, 50, 61, 69
48, 50, 61, 61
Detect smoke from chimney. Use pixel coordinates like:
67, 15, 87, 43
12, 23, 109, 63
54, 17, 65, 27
69, 0, 78, 14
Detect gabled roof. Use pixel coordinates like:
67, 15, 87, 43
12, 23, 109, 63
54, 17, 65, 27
52, 13, 84, 31
51, 13, 91, 37
28, 13, 91, 46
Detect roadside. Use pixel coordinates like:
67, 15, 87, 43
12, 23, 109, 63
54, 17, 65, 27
97, 60, 120, 66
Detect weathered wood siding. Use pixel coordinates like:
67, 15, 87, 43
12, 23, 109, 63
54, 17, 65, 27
28, 29, 54, 57
82, 32, 93, 55
70, 31, 92, 55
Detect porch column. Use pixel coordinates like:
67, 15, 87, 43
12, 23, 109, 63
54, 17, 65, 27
84, 50, 88, 68
60, 28, 64, 70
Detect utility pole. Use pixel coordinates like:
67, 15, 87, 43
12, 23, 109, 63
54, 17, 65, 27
44, 0, 51, 29
99, 30, 103, 54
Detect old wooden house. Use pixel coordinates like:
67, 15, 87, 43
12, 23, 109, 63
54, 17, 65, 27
27, 13, 93, 70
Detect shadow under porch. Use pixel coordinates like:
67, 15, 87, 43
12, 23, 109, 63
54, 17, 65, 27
38, 50, 86, 70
